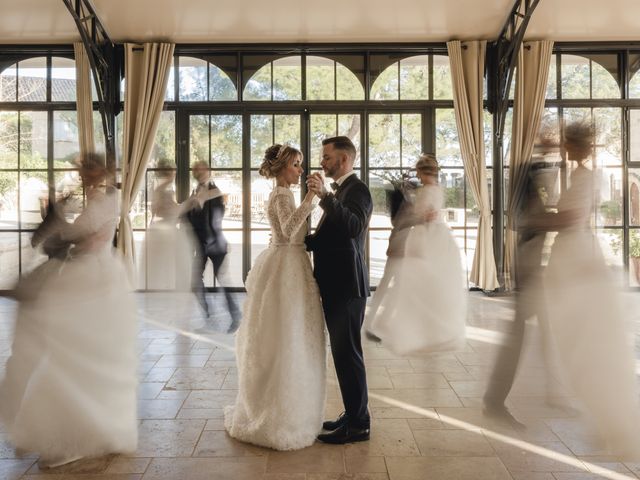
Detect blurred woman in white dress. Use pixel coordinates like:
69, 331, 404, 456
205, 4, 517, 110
0, 153, 138, 468
225, 144, 326, 451
367, 154, 466, 356
544, 121, 640, 458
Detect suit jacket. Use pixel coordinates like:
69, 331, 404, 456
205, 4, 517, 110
305, 174, 373, 306
185, 181, 228, 256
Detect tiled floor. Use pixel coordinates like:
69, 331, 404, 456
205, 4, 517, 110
1, 291, 639, 480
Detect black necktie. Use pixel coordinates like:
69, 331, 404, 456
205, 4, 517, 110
330, 182, 340, 191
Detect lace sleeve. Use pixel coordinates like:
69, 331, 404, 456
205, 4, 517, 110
273, 192, 315, 240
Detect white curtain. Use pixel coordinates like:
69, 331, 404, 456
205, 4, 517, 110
73, 42, 95, 155
447, 40, 499, 291
504, 40, 554, 290
117, 42, 175, 275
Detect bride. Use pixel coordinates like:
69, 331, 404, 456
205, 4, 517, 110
224, 144, 326, 451
0, 153, 138, 468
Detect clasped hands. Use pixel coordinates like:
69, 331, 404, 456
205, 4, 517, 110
306, 172, 328, 199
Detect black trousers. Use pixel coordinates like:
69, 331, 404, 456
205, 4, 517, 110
323, 297, 370, 429
192, 242, 238, 317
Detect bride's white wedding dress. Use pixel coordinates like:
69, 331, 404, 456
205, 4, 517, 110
0, 187, 138, 463
367, 184, 467, 356
224, 186, 326, 451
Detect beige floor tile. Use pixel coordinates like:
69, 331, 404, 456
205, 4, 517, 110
369, 388, 462, 409
138, 383, 166, 400
0, 458, 35, 480
182, 390, 237, 409
413, 429, 495, 457
344, 419, 420, 458
155, 354, 210, 368
345, 455, 387, 473
488, 439, 586, 473
164, 367, 227, 390
27, 455, 114, 475
385, 456, 512, 480
133, 419, 205, 457
176, 408, 224, 419
193, 430, 268, 457
105, 457, 151, 474
142, 457, 266, 480
389, 373, 449, 389
262, 474, 306, 480
204, 418, 227, 430
266, 443, 345, 474
307, 474, 390, 480
137, 399, 184, 420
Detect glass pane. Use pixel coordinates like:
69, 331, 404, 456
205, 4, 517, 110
371, 62, 399, 101
20, 111, 48, 169
20, 171, 48, 229
179, 56, 207, 101
150, 111, 175, 167
399, 55, 428, 100
591, 54, 620, 99
0, 64, 17, 101
561, 54, 591, 100
164, 58, 175, 102
51, 57, 76, 102
336, 63, 364, 100
629, 229, 640, 287
18, 57, 47, 102
0, 111, 18, 168
628, 168, 640, 226
0, 233, 19, 288
369, 229, 391, 287
209, 64, 236, 101
274, 115, 300, 148
92, 111, 105, 155
211, 115, 242, 168
368, 113, 400, 168
250, 171, 271, 228
596, 167, 623, 227
307, 56, 335, 101
147, 169, 176, 227
594, 108, 622, 167
129, 187, 146, 230
0, 172, 18, 229
189, 115, 209, 166
440, 169, 465, 226
212, 171, 242, 227
250, 115, 273, 168
436, 109, 462, 167
546, 55, 557, 99
221, 229, 243, 287
630, 109, 640, 166
53, 111, 79, 168
596, 228, 624, 273
338, 114, 361, 168
310, 114, 335, 168
244, 61, 271, 101
273, 56, 301, 101
401, 113, 422, 168
433, 55, 453, 100
483, 110, 492, 167
369, 169, 403, 229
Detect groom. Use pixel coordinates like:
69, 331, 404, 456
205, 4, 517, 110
305, 136, 373, 444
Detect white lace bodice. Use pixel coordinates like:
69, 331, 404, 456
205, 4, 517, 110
412, 185, 444, 224
267, 186, 315, 245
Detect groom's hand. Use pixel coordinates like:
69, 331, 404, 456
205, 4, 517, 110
306, 172, 328, 199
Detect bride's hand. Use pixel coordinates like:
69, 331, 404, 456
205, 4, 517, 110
304, 189, 316, 202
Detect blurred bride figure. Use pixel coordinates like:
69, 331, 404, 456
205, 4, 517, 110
544, 121, 640, 458
0, 153, 137, 468
367, 154, 466, 356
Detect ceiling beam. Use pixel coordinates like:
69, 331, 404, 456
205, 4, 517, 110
61, 0, 120, 167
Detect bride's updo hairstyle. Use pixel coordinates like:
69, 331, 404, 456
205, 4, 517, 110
259, 144, 302, 179
563, 120, 594, 163
415, 153, 439, 178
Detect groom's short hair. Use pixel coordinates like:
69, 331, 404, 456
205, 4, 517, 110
322, 136, 357, 162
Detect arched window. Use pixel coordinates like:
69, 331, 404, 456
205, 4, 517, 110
561, 54, 620, 99
178, 56, 236, 101
306, 56, 364, 100
243, 56, 301, 101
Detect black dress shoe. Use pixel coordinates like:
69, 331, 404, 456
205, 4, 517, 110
322, 412, 348, 431
317, 423, 370, 444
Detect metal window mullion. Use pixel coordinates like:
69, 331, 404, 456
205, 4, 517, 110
242, 112, 251, 282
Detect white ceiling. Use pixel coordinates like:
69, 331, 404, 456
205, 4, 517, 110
1, 0, 640, 44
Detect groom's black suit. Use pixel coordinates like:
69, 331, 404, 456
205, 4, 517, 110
305, 173, 372, 429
